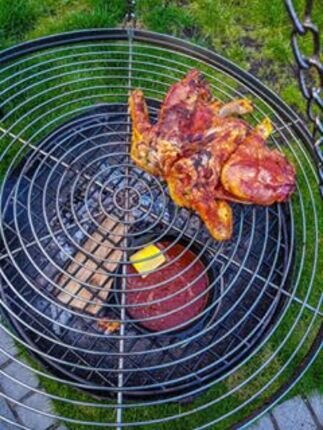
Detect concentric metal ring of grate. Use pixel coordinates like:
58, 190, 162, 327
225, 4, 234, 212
0, 30, 321, 430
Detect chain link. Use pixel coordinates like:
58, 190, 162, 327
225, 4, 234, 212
124, 0, 137, 28
285, 0, 322, 191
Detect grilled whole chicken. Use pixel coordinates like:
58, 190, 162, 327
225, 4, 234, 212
129, 70, 296, 240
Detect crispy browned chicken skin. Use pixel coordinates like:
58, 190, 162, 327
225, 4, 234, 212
129, 70, 296, 240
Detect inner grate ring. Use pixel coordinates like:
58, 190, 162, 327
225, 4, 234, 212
0, 29, 321, 430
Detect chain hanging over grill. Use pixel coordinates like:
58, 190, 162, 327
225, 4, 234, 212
285, 0, 323, 194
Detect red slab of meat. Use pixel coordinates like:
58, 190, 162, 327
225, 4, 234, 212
125, 241, 209, 332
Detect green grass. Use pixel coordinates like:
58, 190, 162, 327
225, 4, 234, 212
0, 0, 321, 115
0, 0, 38, 43
0, 1, 322, 429
28, 0, 127, 39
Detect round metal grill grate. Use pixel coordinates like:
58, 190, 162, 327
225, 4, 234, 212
0, 30, 321, 429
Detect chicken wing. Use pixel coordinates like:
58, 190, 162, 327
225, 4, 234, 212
129, 70, 213, 176
129, 89, 160, 175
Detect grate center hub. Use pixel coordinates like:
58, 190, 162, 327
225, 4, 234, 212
113, 186, 141, 211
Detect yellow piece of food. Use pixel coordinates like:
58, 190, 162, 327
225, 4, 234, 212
130, 244, 166, 276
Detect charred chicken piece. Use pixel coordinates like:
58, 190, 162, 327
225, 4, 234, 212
221, 118, 296, 205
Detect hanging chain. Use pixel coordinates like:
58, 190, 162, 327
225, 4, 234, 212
285, 0, 323, 190
124, 0, 137, 28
